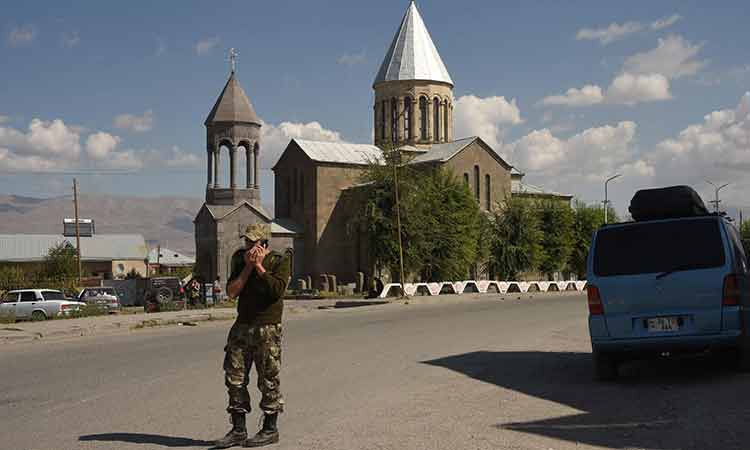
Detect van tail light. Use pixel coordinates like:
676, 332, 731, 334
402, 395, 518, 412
587, 285, 604, 315
723, 274, 742, 307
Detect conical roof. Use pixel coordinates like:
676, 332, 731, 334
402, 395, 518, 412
374, 1, 453, 87
205, 72, 261, 126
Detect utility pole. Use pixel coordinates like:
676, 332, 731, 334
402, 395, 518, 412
705, 180, 730, 213
603, 174, 622, 224
73, 179, 82, 285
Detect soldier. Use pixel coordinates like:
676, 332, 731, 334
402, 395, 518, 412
215, 223, 291, 449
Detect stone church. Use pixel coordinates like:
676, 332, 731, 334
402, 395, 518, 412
195, 1, 569, 288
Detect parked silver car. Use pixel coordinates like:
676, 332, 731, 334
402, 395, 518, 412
77, 287, 122, 313
0, 289, 86, 321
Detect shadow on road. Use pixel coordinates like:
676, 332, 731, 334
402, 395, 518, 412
79, 433, 213, 448
423, 351, 750, 450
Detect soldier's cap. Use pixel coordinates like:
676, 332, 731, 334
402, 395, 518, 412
243, 223, 271, 242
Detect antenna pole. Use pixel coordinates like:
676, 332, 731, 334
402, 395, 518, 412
73, 179, 82, 286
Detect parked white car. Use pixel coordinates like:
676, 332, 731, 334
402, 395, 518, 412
0, 289, 86, 321
77, 287, 122, 313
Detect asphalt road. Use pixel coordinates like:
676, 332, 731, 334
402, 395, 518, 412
2, 293, 749, 450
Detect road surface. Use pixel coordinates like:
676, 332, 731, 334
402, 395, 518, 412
1, 293, 748, 450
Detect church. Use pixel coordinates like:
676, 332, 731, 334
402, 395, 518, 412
194, 2, 570, 289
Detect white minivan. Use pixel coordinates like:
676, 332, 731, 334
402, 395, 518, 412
0, 289, 86, 321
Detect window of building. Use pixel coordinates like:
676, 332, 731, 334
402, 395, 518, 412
404, 98, 412, 140
292, 168, 298, 203
391, 99, 398, 143
485, 174, 491, 210
380, 101, 386, 141
464, 173, 469, 185
433, 98, 440, 141
299, 172, 304, 205
419, 96, 428, 140
474, 166, 480, 202
444, 102, 449, 141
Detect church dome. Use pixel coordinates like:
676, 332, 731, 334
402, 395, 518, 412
373, 1, 453, 88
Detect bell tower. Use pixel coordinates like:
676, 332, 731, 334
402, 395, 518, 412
373, 1, 454, 149
204, 48, 263, 206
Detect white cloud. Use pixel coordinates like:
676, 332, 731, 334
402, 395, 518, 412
337, 51, 367, 67
576, 21, 643, 45
163, 146, 201, 168
0, 118, 83, 172
576, 14, 682, 45
195, 37, 220, 56
114, 110, 154, 132
651, 14, 682, 31
7, 25, 36, 47
101, 150, 144, 171
85, 132, 120, 160
454, 95, 523, 149
606, 72, 672, 105
262, 121, 344, 169
540, 85, 604, 107
61, 31, 80, 48
623, 35, 706, 79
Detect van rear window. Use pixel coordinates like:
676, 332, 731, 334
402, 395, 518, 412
594, 219, 725, 277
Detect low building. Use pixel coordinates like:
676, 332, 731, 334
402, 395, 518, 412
147, 247, 195, 275
0, 222, 148, 280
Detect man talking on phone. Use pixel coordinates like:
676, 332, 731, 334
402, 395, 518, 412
215, 223, 291, 448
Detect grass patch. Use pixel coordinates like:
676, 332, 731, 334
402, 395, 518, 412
0, 312, 16, 324
63, 304, 109, 319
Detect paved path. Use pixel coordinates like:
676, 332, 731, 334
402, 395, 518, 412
1, 292, 748, 450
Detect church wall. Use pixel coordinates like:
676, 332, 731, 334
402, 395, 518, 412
273, 141, 318, 282
314, 163, 368, 284
445, 141, 512, 212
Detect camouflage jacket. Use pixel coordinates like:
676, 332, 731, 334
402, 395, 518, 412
228, 250, 291, 325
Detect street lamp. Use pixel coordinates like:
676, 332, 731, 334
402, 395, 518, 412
705, 180, 730, 213
603, 174, 622, 224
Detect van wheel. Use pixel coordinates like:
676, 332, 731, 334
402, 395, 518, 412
31, 310, 47, 321
594, 351, 618, 381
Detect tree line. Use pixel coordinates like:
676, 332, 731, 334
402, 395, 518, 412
352, 157, 617, 283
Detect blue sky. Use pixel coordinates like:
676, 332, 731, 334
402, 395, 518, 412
1, 0, 749, 216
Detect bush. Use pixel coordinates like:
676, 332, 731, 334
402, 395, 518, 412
64, 304, 109, 319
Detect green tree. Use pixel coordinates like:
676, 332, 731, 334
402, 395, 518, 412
44, 241, 78, 282
538, 200, 575, 279
355, 151, 481, 282
740, 220, 750, 256
568, 202, 621, 279
489, 197, 543, 280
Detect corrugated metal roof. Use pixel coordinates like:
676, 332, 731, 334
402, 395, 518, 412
0, 234, 149, 263
205, 73, 261, 126
147, 247, 195, 266
374, 1, 453, 87
512, 182, 572, 199
408, 137, 476, 163
294, 139, 383, 165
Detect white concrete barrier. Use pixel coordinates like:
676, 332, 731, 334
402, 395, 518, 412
376, 280, 587, 298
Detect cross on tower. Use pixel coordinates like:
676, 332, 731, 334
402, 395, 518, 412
229, 48, 238, 74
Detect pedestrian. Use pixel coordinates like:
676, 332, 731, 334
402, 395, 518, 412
214, 276, 224, 303
214, 223, 291, 449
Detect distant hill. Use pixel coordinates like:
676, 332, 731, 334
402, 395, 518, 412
0, 194, 275, 256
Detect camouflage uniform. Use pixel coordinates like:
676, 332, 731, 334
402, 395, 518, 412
224, 322, 284, 415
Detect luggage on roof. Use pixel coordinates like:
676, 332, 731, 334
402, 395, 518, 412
629, 185, 709, 221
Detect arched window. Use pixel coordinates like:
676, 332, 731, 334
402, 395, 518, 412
485, 174, 491, 210
433, 98, 440, 142
419, 96, 428, 140
292, 168, 298, 203
404, 98, 412, 140
464, 173, 469, 185
393, 99, 398, 142
380, 101, 386, 141
299, 170, 305, 204
444, 102, 450, 142
474, 166, 480, 202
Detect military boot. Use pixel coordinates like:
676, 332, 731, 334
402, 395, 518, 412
243, 413, 279, 447
214, 413, 248, 449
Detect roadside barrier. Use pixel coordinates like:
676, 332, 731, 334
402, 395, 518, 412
378, 280, 587, 298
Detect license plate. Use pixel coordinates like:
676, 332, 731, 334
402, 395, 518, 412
647, 317, 680, 332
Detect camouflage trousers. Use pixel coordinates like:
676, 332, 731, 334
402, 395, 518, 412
224, 322, 284, 415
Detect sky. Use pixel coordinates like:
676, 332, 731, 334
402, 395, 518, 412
1, 0, 749, 217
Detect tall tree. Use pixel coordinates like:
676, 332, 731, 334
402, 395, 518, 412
44, 241, 78, 282
489, 197, 543, 280
538, 200, 574, 279
568, 202, 620, 279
